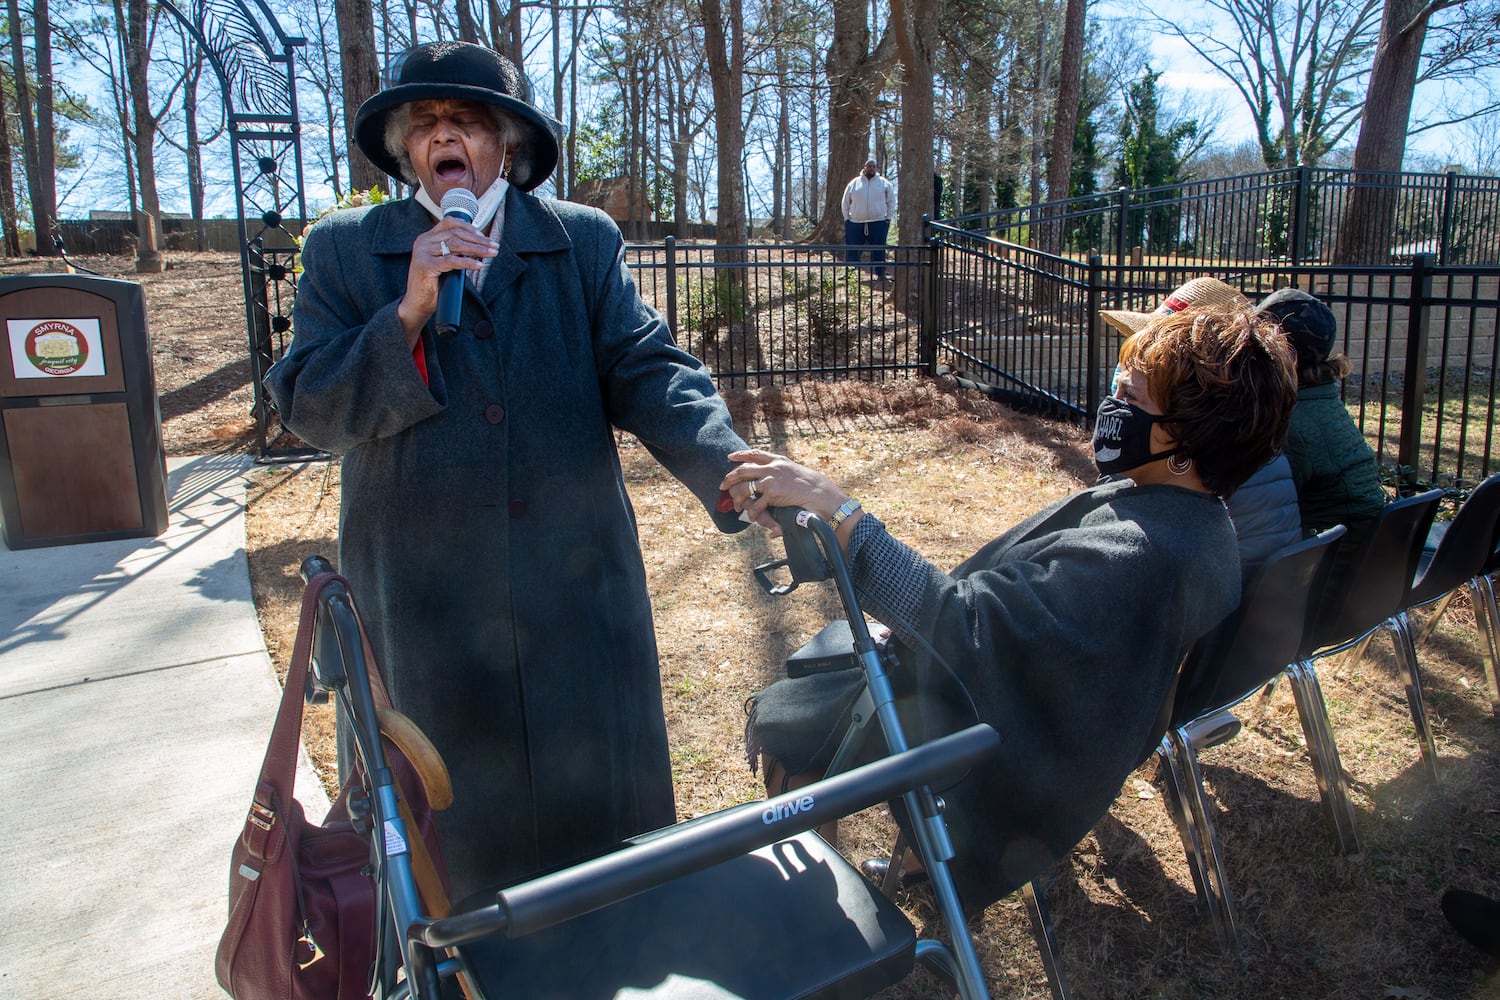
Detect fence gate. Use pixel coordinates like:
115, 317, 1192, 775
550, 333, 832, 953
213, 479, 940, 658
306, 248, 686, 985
160, 0, 313, 460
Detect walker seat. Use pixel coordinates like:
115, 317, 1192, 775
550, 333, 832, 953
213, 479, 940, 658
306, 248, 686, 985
453, 830, 913, 998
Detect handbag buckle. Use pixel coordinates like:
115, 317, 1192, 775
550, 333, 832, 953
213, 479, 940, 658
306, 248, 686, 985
248, 801, 276, 831
296, 924, 326, 969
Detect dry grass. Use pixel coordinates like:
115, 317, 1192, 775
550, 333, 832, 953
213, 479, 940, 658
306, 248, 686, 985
245, 379, 1500, 1000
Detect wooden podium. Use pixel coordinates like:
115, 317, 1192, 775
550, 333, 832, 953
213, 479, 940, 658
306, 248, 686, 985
0, 274, 169, 548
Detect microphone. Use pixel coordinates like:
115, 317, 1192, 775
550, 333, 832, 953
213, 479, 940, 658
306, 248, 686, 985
434, 187, 479, 338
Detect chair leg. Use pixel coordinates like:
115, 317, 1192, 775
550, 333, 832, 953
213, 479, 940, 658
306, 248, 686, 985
1386, 612, 1440, 782
1471, 574, 1500, 710
1156, 730, 1242, 953
1414, 589, 1457, 647
1286, 659, 1361, 855
1022, 881, 1072, 1000
1341, 630, 1376, 673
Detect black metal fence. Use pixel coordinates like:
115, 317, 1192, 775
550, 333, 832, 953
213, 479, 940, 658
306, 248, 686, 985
623, 237, 930, 387
950, 166, 1500, 270
928, 219, 1500, 491
232, 168, 1496, 488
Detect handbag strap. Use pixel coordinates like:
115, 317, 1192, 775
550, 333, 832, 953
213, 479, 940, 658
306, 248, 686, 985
251, 570, 344, 808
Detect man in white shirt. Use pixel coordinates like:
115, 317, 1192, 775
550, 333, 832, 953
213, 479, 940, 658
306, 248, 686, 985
841, 158, 895, 281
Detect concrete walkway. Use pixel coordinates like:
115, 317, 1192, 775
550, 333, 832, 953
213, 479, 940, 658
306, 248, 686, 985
0, 454, 324, 1000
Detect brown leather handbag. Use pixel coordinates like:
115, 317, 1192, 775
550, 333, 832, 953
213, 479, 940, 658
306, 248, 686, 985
215, 570, 452, 1000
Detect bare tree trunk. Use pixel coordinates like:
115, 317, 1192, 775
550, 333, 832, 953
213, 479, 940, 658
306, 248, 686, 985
108, 0, 139, 235
551, 0, 563, 192
664, 52, 691, 228
772, 26, 792, 240
311, 0, 344, 199
778, 79, 792, 239
456, 0, 480, 43
701, 0, 763, 381
505, 1, 523, 64
567, 4, 580, 196
1028, 14, 1047, 212
183, 42, 208, 250
9, 0, 42, 253
810, 0, 891, 243
1334, 0, 1432, 264
125, 0, 161, 270
701, 0, 747, 245
891, 0, 937, 307
0, 60, 22, 254
807, 38, 820, 222
335, 0, 384, 193
32, 0, 56, 254
1041, 0, 1085, 253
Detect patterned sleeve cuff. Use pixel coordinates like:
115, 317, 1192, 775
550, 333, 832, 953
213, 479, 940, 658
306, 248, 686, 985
846, 513, 932, 644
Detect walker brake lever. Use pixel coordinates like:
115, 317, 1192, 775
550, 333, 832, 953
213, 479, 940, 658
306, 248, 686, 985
752, 507, 833, 595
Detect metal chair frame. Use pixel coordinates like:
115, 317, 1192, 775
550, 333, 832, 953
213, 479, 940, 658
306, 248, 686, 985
1153, 527, 1346, 955
1410, 474, 1500, 711
1304, 490, 1447, 782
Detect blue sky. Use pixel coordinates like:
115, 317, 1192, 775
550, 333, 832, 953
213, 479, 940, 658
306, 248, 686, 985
1099, 0, 1492, 169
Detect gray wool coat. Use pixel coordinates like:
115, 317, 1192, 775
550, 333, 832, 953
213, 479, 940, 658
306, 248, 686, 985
849, 480, 1240, 906
267, 190, 748, 899
749, 480, 1240, 908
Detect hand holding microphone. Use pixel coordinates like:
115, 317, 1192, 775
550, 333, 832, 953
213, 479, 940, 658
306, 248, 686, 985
435, 187, 480, 338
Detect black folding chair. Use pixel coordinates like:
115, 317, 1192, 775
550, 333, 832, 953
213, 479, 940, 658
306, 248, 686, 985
1152, 527, 1344, 954
1301, 489, 1446, 782
1409, 473, 1500, 710
297, 504, 1002, 999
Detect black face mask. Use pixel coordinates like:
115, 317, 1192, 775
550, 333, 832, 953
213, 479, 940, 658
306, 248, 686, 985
1092, 395, 1181, 476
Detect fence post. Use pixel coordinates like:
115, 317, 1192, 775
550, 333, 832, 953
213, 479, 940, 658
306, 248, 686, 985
1439, 167, 1459, 266
1087, 254, 1104, 418
1291, 164, 1310, 266
1114, 187, 1129, 265
665, 235, 677, 334
922, 229, 940, 375
1397, 253, 1434, 486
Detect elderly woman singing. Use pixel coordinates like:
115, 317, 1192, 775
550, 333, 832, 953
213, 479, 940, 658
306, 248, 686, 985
727, 306, 1298, 910
268, 42, 755, 899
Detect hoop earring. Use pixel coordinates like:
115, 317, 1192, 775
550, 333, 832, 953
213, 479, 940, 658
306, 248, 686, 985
1167, 453, 1193, 476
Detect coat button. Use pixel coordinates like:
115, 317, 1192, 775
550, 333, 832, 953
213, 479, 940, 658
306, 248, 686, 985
484, 404, 505, 424
474, 320, 494, 340
509, 499, 527, 519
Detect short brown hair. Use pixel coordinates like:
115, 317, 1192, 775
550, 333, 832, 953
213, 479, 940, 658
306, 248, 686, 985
1118, 308, 1297, 497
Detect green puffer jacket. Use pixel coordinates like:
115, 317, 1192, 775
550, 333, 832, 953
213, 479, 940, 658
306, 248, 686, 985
1285, 381, 1386, 540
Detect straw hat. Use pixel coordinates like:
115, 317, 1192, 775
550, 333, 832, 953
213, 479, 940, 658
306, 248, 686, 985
1099, 277, 1252, 336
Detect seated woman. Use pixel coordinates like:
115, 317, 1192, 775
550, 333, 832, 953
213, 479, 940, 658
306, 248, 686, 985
723, 306, 1298, 910
1256, 288, 1386, 596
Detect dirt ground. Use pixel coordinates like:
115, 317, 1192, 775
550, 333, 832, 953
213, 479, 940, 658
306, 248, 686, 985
17, 250, 1500, 999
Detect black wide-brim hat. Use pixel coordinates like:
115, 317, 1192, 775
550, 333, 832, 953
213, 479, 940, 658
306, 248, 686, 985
354, 41, 562, 193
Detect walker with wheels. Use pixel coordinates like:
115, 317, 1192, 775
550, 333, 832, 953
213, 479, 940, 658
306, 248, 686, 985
297, 504, 999, 999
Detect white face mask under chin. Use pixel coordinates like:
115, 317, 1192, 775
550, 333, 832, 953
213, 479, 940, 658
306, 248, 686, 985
415, 155, 510, 234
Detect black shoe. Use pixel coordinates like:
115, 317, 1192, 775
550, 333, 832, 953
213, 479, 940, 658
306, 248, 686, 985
860, 857, 929, 891
1442, 889, 1500, 957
